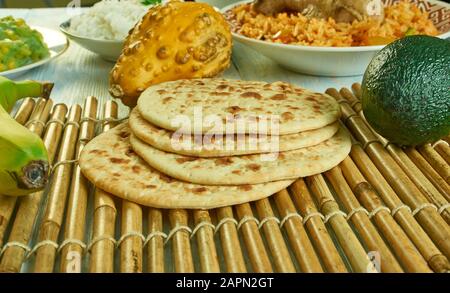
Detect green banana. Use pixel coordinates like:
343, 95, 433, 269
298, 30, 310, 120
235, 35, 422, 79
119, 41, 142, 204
0, 76, 53, 196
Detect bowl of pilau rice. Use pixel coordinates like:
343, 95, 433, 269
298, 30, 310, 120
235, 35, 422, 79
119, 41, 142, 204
223, 0, 450, 76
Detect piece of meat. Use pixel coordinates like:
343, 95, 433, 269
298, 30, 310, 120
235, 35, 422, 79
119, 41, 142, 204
253, 0, 384, 23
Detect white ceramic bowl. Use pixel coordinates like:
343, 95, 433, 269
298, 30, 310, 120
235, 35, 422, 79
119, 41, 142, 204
222, 0, 450, 76
60, 20, 124, 62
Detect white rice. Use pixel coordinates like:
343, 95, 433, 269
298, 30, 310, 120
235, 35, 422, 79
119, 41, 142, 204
68, 0, 158, 40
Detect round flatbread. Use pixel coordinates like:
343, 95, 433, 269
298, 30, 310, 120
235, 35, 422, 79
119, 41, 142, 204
129, 108, 340, 157
79, 123, 294, 209
130, 127, 351, 185
137, 79, 341, 135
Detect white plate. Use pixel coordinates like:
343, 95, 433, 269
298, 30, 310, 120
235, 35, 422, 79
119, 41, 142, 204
222, 0, 450, 76
60, 20, 124, 62
0, 26, 69, 79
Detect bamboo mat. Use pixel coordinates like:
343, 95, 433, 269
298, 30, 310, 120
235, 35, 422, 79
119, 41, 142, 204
0, 84, 449, 273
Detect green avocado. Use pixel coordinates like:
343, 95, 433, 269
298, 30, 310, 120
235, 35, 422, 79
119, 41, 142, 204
361, 35, 450, 146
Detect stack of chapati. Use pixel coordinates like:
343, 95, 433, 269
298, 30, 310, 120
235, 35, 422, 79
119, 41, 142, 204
79, 79, 351, 209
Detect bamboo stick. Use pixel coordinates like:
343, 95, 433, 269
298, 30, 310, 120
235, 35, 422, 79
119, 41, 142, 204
289, 179, 347, 272
417, 144, 450, 184
254, 198, 296, 272
0, 98, 38, 247
338, 157, 448, 272
404, 148, 450, 202
338, 88, 450, 224
327, 165, 432, 272
33, 105, 82, 272
349, 84, 450, 198
14, 98, 35, 124
272, 190, 323, 272
234, 203, 273, 273
324, 166, 403, 272
59, 97, 98, 273
327, 88, 450, 259
168, 209, 194, 272
147, 208, 164, 273
307, 175, 376, 273
434, 143, 450, 164
120, 201, 143, 273
0, 101, 67, 273
351, 83, 362, 100
89, 101, 119, 273
192, 210, 220, 272
215, 207, 246, 272
348, 143, 450, 272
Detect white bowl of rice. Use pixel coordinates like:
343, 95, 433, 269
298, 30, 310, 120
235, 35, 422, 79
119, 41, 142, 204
223, 0, 450, 76
60, 0, 162, 61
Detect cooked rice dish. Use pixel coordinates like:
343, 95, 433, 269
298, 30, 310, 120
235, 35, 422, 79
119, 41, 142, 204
226, 1, 439, 47
69, 0, 164, 40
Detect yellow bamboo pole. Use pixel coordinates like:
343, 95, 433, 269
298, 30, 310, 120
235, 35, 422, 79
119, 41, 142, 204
290, 179, 348, 272
254, 198, 296, 272
146, 208, 165, 273
119, 201, 143, 273
59, 97, 98, 273
325, 167, 404, 272
89, 101, 119, 273
417, 144, 450, 184
327, 165, 433, 272
434, 143, 450, 164
33, 105, 82, 272
273, 189, 323, 272
307, 175, 376, 273
215, 207, 247, 272
235, 203, 273, 273
327, 88, 450, 259
192, 210, 220, 272
168, 209, 194, 272
338, 87, 450, 224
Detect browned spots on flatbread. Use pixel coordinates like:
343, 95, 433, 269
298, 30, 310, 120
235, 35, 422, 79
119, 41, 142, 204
211, 92, 230, 96
187, 93, 194, 98
157, 89, 167, 94
278, 153, 285, 160
281, 112, 295, 121
162, 97, 173, 104
159, 174, 175, 183
289, 106, 300, 110
246, 163, 261, 171
313, 105, 322, 113
119, 131, 130, 139
125, 148, 135, 157
176, 157, 198, 164
215, 157, 234, 166
146, 184, 157, 189
226, 106, 244, 114
240, 92, 262, 99
112, 172, 121, 177
110, 157, 130, 164
238, 185, 253, 191
192, 187, 208, 194
232, 170, 241, 175
306, 96, 317, 102
253, 107, 263, 111
132, 165, 141, 173
271, 93, 287, 100
217, 84, 228, 90
89, 149, 106, 155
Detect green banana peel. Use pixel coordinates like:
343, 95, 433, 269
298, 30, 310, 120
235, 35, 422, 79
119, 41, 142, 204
0, 76, 53, 112
0, 76, 53, 196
